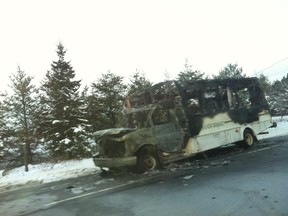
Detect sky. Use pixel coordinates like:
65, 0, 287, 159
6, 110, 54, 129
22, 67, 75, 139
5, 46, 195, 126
1, 0, 288, 92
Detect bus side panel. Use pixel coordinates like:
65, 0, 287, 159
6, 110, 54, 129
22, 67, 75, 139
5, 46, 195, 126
183, 111, 272, 155
184, 129, 242, 154
184, 112, 242, 154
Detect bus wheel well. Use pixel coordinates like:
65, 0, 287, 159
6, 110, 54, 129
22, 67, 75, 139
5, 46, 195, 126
242, 128, 257, 148
135, 144, 159, 173
136, 144, 157, 155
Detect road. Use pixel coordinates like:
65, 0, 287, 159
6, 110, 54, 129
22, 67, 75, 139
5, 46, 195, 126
1, 135, 288, 216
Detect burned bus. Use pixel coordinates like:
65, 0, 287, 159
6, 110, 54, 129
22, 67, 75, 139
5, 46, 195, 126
93, 78, 274, 172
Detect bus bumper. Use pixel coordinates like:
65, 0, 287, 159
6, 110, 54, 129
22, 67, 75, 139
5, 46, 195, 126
93, 155, 137, 168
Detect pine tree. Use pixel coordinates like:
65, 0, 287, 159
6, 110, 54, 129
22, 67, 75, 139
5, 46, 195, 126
3, 66, 38, 171
279, 74, 288, 115
84, 88, 102, 132
256, 73, 272, 109
75, 86, 96, 156
269, 80, 284, 115
0, 92, 6, 133
177, 59, 205, 82
39, 42, 87, 159
90, 71, 127, 129
0, 92, 6, 166
213, 63, 246, 79
128, 70, 153, 95
257, 74, 271, 93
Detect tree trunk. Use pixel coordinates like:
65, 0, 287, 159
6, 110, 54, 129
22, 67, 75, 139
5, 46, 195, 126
26, 143, 33, 164
23, 144, 29, 172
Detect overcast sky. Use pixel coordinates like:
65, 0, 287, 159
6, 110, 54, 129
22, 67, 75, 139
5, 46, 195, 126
1, 0, 288, 92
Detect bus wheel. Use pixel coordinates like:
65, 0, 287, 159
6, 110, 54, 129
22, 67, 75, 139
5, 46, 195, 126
137, 150, 159, 173
242, 129, 255, 148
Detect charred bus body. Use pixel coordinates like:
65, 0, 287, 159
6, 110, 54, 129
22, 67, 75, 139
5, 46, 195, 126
93, 78, 274, 172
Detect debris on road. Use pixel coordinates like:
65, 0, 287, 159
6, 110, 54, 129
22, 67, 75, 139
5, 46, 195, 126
183, 175, 194, 180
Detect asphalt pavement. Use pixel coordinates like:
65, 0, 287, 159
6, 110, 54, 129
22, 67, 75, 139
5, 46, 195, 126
1, 135, 287, 216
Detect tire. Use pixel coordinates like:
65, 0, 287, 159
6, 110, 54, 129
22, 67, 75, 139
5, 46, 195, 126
136, 150, 159, 173
242, 129, 255, 148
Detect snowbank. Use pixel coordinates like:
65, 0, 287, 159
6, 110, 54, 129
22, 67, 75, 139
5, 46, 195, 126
0, 158, 100, 191
258, 116, 288, 140
258, 121, 288, 140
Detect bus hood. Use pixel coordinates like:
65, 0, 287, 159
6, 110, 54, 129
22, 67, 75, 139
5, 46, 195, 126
93, 128, 136, 140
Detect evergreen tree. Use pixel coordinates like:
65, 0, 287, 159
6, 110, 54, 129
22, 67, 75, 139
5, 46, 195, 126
279, 74, 288, 115
0, 92, 7, 166
214, 63, 246, 79
270, 80, 280, 115
177, 59, 205, 82
0, 92, 6, 134
39, 42, 88, 159
76, 86, 96, 155
84, 88, 102, 132
257, 74, 271, 93
90, 71, 127, 129
256, 74, 275, 113
269, 79, 286, 115
3, 66, 38, 171
128, 70, 153, 95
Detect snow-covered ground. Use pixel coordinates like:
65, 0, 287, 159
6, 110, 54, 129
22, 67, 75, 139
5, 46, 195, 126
0, 117, 287, 191
0, 159, 100, 191
258, 119, 288, 140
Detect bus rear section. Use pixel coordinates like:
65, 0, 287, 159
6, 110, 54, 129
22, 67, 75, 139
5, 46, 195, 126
178, 78, 274, 156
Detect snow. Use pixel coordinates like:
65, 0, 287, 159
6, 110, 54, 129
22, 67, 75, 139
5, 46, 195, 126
52, 120, 61, 125
0, 159, 100, 191
257, 116, 288, 140
73, 125, 84, 133
61, 138, 71, 145
0, 117, 287, 191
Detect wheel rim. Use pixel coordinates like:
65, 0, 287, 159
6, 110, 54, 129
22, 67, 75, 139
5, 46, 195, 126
143, 155, 157, 170
245, 133, 254, 146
